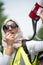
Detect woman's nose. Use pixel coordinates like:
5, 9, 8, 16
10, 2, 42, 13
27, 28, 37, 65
9, 26, 12, 30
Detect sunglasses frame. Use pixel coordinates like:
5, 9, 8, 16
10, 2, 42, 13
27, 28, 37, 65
3, 23, 18, 31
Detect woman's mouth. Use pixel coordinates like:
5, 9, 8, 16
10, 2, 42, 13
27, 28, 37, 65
11, 31, 14, 34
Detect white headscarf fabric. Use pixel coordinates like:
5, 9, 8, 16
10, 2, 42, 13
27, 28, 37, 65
1, 18, 24, 48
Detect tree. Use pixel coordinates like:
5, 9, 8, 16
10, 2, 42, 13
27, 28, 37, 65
0, 1, 7, 45
33, 25, 43, 41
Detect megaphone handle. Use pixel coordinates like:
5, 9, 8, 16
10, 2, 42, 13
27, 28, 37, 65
32, 20, 37, 33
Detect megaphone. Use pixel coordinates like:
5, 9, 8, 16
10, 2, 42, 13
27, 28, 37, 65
29, 0, 43, 21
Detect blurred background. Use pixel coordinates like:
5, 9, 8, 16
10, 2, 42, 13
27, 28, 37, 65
0, 0, 43, 45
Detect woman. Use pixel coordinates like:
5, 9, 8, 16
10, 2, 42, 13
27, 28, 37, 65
1, 19, 25, 65
1, 19, 23, 49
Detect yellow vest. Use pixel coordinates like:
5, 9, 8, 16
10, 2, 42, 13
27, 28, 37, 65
3, 47, 37, 65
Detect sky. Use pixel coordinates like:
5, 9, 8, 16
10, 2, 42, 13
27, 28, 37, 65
2, 0, 42, 38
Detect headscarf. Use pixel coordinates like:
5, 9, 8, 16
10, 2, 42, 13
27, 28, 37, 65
1, 18, 24, 48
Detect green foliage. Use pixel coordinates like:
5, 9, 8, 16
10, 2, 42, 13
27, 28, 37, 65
0, 1, 7, 45
37, 26, 43, 40
28, 25, 43, 41
33, 26, 43, 41
33, 37, 38, 41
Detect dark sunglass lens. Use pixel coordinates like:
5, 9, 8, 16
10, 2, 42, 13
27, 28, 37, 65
3, 25, 9, 30
11, 24, 18, 28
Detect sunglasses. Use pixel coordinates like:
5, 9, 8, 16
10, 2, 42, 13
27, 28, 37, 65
3, 23, 18, 30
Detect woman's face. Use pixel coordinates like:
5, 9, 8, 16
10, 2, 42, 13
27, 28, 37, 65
3, 21, 18, 35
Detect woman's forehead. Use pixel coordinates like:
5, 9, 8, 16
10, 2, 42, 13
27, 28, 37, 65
6, 21, 16, 25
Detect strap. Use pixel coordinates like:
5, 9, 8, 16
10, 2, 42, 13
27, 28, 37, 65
12, 47, 21, 65
22, 41, 31, 62
12, 48, 20, 65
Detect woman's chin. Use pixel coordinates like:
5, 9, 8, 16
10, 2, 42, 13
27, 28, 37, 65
13, 43, 22, 49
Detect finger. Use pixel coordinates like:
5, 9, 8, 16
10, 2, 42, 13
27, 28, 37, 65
2, 33, 11, 41
5, 33, 12, 38
9, 35, 15, 40
5, 32, 11, 37
39, 9, 43, 17
5, 34, 15, 40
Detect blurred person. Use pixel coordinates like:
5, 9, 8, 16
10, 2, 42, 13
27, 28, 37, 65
26, 8, 43, 64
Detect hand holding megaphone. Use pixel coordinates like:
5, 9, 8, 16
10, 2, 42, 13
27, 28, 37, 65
39, 8, 43, 23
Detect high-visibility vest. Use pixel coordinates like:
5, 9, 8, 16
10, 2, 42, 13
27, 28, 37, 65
3, 47, 37, 65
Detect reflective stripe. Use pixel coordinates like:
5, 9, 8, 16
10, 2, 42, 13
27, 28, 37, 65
9, 59, 12, 65
13, 47, 21, 65
3, 48, 6, 54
